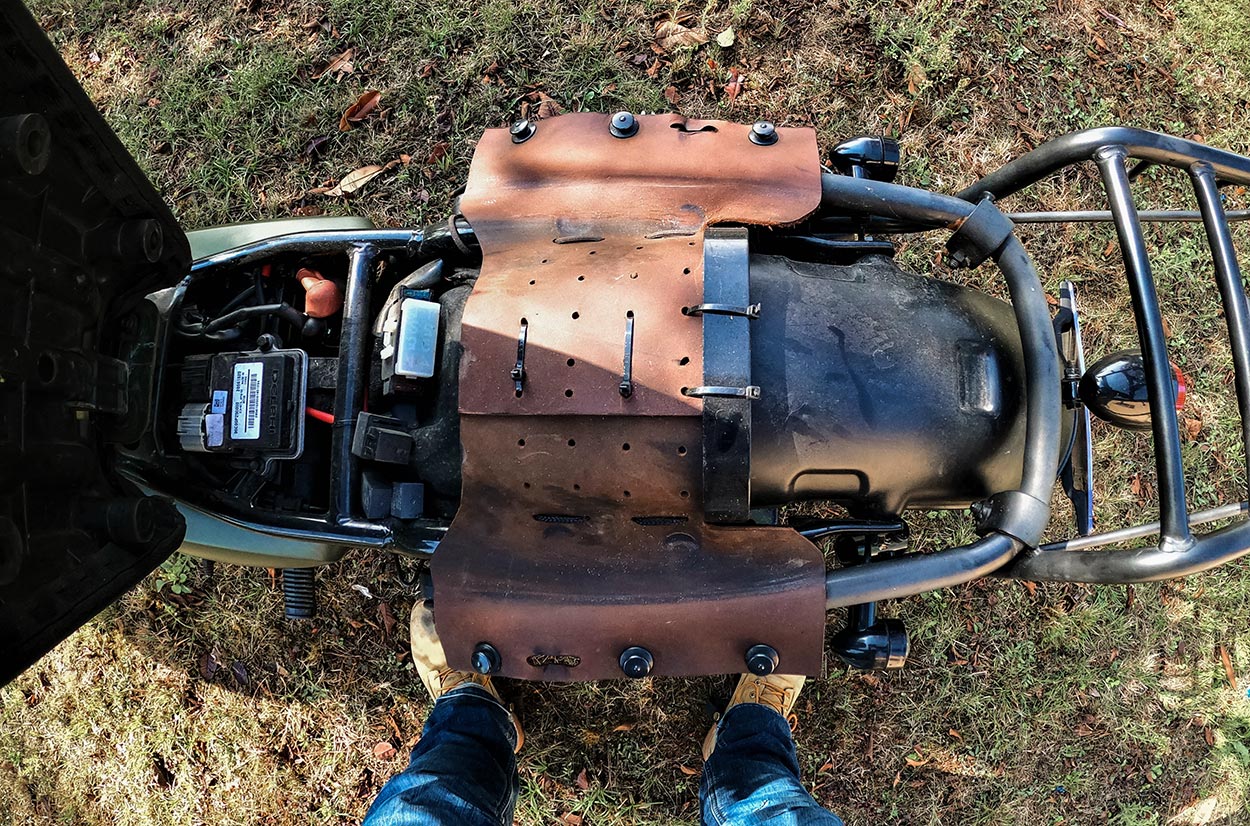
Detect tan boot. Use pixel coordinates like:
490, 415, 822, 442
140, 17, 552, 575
410, 599, 524, 752
702, 674, 805, 760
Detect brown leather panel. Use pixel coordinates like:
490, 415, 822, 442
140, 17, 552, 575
435, 418, 827, 681
434, 114, 827, 680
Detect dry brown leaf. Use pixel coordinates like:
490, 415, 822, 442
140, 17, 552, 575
1219, 644, 1236, 687
724, 69, 744, 103
372, 741, 397, 760
1130, 473, 1143, 497
678, 764, 699, 776
536, 92, 562, 119
426, 141, 450, 164
575, 769, 590, 790
612, 724, 634, 732
560, 814, 583, 826
949, 729, 962, 740
319, 159, 401, 196
1203, 726, 1215, 746
1161, 314, 1173, 338
664, 85, 681, 105
1021, 580, 1038, 597
904, 753, 929, 767
378, 601, 397, 639
655, 19, 709, 53
313, 48, 354, 81
905, 63, 926, 95
1183, 416, 1203, 440
339, 90, 382, 131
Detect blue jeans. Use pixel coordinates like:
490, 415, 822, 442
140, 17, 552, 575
363, 684, 842, 826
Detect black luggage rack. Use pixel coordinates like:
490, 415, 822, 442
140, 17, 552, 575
814, 127, 1250, 598
965, 127, 1250, 583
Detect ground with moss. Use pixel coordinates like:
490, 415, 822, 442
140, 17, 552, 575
3, 0, 1250, 823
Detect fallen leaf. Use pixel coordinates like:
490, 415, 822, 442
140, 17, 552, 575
905, 63, 926, 95
646, 58, 663, 78
198, 650, 221, 681
654, 20, 709, 53
724, 69, 744, 103
147, 97, 161, 108
1161, 315, 1173, 338
292, 205, 324, 217
1184, 416, 1203, 440
536, 92, 562, 119
373, 741, 398, 761
664, 85, 681, 105
949, 729, 962, 740
339, 90, 382, 132
1021, 579, 1038, 597
612, 724, 634, 732
426, 141, 450, 164
302, 134, 334, 160
379, 601, 397, 639
904, 753, 929, 767
1219, 644, 1236, 687
399, 153, 412, 165
560, 815, 583, 826
229, 661, 250, 688
313, 48, 355, 81
678, 764, 699, 776
1130, 474, 1142, 497
715, 27, 735, 48
318, 160, 401, 197
1203, 726, 1215, 746
576, 769, 590, 790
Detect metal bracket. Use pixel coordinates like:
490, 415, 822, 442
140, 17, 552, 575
700, 228, 755, 522
619, 311, 635, 398
683, 385, 760, 399
510, 319, 528, 397
683, 302, 761, 319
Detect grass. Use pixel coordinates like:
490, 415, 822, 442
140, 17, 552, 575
5, 0, 1250, 823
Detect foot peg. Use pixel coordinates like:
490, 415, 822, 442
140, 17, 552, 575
830, 602, 908, 670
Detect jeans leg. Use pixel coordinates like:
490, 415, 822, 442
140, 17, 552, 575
700, 704, 843, 826
362, 684, 520, 826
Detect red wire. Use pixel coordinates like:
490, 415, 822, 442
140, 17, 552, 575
305, 407, 335, 424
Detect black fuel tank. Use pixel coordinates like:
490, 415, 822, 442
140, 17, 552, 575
748, 254, 1029, 515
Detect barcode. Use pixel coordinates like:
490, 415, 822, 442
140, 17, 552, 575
246, 373, 260, 435
231, 362, 263, 440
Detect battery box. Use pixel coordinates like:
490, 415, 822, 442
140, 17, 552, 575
177, 347, 308, 460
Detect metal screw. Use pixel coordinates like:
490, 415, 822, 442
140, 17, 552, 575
472, 642, 502, 674
745, 644, 780, 676
609, 111, 639, 139
749, 121, 778, 146
619, 646, 654, 678
510, 119, 536, 144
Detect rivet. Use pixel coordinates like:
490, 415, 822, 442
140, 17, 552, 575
472, 642, 502, 674
610, 111, 639, 139
749, 120, 779, 146
510, 119, 536, 144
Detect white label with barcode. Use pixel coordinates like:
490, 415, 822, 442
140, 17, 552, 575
231, 362, 263, 440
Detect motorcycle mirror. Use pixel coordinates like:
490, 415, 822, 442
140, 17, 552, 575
1078, 349, 1187, 431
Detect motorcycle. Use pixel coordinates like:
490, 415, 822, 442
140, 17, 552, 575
3, 0, 1249, 685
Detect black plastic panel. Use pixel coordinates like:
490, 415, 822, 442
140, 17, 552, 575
0, 2, 189, 684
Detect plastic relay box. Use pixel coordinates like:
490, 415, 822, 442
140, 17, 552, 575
176, 346, 308, 460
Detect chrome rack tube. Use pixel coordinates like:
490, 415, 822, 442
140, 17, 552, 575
1008, 209, 1250, 224
1094, 147, 1191, 548
1191, 163, 1250, 495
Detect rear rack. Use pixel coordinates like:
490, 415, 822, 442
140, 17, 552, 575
963, 127, 1250, 582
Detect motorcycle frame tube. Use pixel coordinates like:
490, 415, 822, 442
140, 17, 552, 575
817, 173, 1061, 609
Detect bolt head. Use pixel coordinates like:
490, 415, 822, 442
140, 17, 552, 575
509, 119, 536, 144
609, 111, 639, 138
471, 643, 501, 674
749, 120, 779, 145
745, 644, 780, 676
618, 646, 654, 678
